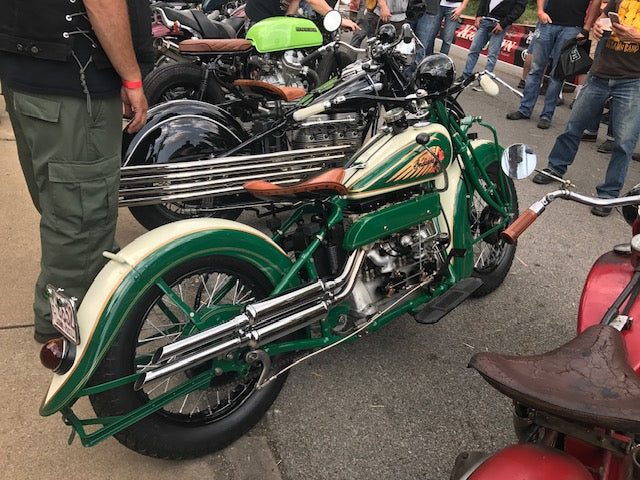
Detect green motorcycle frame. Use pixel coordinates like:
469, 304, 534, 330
39, 95, 518, 459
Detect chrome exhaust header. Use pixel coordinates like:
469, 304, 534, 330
135, 249, 366, 390
119, 146, 349, 207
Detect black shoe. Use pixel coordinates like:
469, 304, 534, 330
532, 168, 562, 185
506, 111, 529, 120
581, 132, 597, 142
34, 330, 62, 344
455, 75, 465, 84
597, 139, 614, 153
537, 118, 551, 129
517, 79, 525, 89
591, 206, 612, 217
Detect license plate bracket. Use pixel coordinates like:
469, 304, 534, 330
47, 285, 80, 345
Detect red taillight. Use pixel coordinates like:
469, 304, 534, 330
40, 338, 72, 373
633, 218, 640, 236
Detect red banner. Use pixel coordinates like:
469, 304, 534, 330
453, 16, 536, 68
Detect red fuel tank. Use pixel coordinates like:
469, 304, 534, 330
577, 251, 640, 373
469, 444, 592, 480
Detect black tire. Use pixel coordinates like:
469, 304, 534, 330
89, 255, 289, 459
143, 61, 226, 106
316, 49, 357, 84
129, 199, 243, 231
469, 163, 518, 297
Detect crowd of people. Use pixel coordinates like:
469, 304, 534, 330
1, 0, 639, 340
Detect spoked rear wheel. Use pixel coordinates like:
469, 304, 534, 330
469, 163, 518, 297
89, 255, 288, 459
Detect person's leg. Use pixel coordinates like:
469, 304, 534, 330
596, 77, 640, 198
415, 11, 442, 60
484, 23, 509, 73
519, 25, 539, 87
439, 6, 458, 55
351, 10, 377, 47
545, 74, 609, 177
7, 88, 122, 336
512, 22, 554, 118
539, 25, 581, 123
461, 19, 491, 79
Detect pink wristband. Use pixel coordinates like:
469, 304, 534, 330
122, 79, 143, 89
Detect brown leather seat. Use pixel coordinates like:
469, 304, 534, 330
470, 324, 640, 432
233, 79, 306, 102
244, 168, 347, 200
179, 38, 252, 53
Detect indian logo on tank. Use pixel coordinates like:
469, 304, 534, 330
390, 146, 445, 182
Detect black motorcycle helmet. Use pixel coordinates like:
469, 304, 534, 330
378, 23, 397, 44
413, 53, 456, 94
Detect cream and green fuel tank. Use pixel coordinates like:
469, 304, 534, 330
342, 121, 454, 200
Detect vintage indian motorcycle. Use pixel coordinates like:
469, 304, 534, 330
39, 60, 517, 459
120, 22, 465, 230
451, 154, 640, 479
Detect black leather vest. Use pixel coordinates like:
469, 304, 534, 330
0, 0, 109, 66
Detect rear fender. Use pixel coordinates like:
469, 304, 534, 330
40, 218, 295, 416
122, 99, 249, 167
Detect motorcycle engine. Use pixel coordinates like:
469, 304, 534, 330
348, 220, 448, 320
247, 50, 310, 89
287, 112, 366, 156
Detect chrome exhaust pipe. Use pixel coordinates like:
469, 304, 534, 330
153, 250, 363, 363
135, 250, 366, 390
119, 146, 349, 207
153, 280, 327, 363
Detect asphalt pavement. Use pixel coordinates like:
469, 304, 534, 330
1, 45, 639, 480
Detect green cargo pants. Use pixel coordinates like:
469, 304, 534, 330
3, 86, 122, 336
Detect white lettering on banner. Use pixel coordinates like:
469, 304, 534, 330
501, 39, 518, 53
457, 24, 476, 41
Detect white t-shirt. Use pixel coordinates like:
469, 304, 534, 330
375, 0, 409, 21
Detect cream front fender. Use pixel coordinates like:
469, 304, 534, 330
40, 218, 294, 416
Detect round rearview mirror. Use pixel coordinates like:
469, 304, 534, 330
323, 10, 343, 32
501, 144, 537, 180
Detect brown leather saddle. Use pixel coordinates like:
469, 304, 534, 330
244, 168, 348, 200
179, 38, 252, 54
470, 324, 640, 432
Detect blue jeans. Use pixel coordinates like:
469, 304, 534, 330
547, 74, 640, 198
518, 22, 580, 121
414, 5, 460, 66
461, 18, 509, 80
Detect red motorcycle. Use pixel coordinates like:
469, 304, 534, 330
451, 147, 640, 480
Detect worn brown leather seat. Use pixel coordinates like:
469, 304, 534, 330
244, 168, 347, 200
233, 79, 306, 102
470, 324, 640, 432
179, 38, 252, 54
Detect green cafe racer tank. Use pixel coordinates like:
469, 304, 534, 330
245, 17, 323, 53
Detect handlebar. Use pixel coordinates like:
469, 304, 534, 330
501, 189, 640, 244
299, 41, 366, 67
